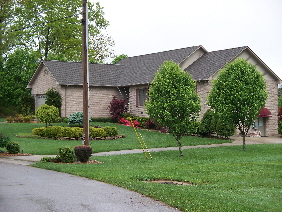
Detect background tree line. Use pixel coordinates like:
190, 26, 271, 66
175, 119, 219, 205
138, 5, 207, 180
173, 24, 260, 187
0, 0, 115, 116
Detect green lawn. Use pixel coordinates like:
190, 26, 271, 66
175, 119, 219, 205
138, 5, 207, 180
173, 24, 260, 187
33, 144, 282, 212
0, 122, 231, 155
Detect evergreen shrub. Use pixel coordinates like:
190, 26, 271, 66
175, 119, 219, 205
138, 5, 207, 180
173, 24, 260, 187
74, 145, 92, 162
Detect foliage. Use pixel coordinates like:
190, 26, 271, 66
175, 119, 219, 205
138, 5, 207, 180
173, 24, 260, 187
6, 141, 20, 154
7, 1, 113, 62
18, 91, 35, 115
0, 49, 38, 108
278, 97, 282, 107
6, 116, 13, 123
0, 133, 10, 148
74, 145, 93, 162
90, 117, 115, 123
214, 113, 235, 138
34, 144, 282, 212
278, 122, 282, 135
72, 127, 84, 140
111, 54, 128, 64
45, 88, 62, 113
146, 61, 201, 156
58, 147, 76, 163
36, 104, 59, 127
208, 58, 267, 150
89, 127, 106, 138
198, 109, 215, 137
68, 112, 83, 126
32, 127, 46, 137
109, 96, 127, 122
102, 126, 118, 137
44, 126, 63, 139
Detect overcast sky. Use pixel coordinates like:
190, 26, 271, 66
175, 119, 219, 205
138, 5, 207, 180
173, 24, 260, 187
95, 0, 282, 80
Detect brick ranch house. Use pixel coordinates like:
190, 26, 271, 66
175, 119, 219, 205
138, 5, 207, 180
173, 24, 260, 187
27, 45, 281, 136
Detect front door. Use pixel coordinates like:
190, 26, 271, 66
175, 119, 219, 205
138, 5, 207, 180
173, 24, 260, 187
258, 117, 266, 136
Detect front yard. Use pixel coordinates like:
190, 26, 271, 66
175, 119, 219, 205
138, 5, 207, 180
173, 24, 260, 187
0, 122, 231, 155
1, 122, 281, 211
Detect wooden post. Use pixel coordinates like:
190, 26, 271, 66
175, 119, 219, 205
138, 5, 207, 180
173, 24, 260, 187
82, 0, 89, 146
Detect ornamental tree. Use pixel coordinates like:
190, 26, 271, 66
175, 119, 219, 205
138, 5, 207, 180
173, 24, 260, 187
45, 88, 62, 114
146, 61, 201, 156
36, 104, 59, 127
208, 58, 267, 150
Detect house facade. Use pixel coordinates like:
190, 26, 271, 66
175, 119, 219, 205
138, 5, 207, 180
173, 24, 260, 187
27, 45, 281, 136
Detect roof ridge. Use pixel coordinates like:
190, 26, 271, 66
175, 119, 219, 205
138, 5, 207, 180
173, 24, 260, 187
124, 45, 202, 59
208, 46, 248, 53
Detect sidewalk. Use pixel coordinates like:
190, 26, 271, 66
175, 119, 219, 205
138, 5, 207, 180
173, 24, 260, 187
0, 135, 281, 165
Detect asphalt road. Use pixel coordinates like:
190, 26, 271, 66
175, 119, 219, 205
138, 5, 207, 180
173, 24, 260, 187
0, 162, 179, 212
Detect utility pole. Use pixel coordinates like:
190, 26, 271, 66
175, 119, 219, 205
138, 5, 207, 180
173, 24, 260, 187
82, 0, 89, 146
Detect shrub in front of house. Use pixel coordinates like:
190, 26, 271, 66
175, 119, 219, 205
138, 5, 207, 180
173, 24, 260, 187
58, 147, 76, 163
32, 126, 119, 140
109, 96, 127, 122
68, 112, 84, 126
103, 126, 118, 137
74, 145, 92, 162
32, 127, 46, 137
44, 126, 63, 139
72, 127, 83, 140
0, 133, 10, 148
89, 127, 107, 138
6, 141, 20, 154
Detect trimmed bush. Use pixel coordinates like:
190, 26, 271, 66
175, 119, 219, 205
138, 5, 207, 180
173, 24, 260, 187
74, 145, 92, 162
44, 126, 63, 139
90, 127, 106, 138
72, 127, 83, 140
58, 147, 76, 163
0, 133, 10, 148
61, 127, 75, 138
32, 127, 46, 137
6, 142, 20, 154
103, 126, 118, 137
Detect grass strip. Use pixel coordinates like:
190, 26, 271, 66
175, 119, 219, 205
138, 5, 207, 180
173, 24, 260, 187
33, 144, 282, 212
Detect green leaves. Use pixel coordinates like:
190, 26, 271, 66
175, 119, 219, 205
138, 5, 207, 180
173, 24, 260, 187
208, 58, 267, 148
146, 61, 201, 155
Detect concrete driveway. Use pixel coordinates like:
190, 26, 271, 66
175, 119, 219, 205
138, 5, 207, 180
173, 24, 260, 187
0, 162, 179, 212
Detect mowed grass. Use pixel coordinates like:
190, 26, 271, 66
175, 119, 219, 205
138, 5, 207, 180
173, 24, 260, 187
0, 122, 231, 155
33, 144, 282, 212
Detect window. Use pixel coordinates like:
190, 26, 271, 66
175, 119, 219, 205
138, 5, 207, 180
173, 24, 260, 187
136, 88, 148, 107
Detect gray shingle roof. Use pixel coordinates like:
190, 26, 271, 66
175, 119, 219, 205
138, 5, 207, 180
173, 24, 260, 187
31, 46, 258, 88
185, 46, 247, 80
42, 60, 125, 86
118, 46, 202, 85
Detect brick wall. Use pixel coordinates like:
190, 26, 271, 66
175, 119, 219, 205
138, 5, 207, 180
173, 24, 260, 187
128, 86, 149, 117
264, 80, 278, 136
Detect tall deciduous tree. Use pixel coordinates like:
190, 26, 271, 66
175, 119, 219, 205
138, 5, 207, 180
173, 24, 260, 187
0, 49, 38, 108
4, 0, 114, 62
146, 61, 201, 156
208, 58, 267, 150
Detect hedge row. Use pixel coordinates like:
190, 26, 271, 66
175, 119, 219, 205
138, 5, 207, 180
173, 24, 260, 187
32, 126, 118, 139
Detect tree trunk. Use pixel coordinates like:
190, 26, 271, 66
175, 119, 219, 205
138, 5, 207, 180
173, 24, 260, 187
176, 138, 183, 157
242, 134, 246, 150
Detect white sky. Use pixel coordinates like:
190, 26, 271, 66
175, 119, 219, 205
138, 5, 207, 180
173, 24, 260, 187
94, 0, 282, 80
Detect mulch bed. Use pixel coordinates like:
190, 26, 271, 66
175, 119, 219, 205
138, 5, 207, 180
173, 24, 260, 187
0, 152, 33, 156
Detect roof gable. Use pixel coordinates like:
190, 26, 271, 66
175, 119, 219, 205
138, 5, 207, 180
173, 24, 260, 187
185, 46, 247, 80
